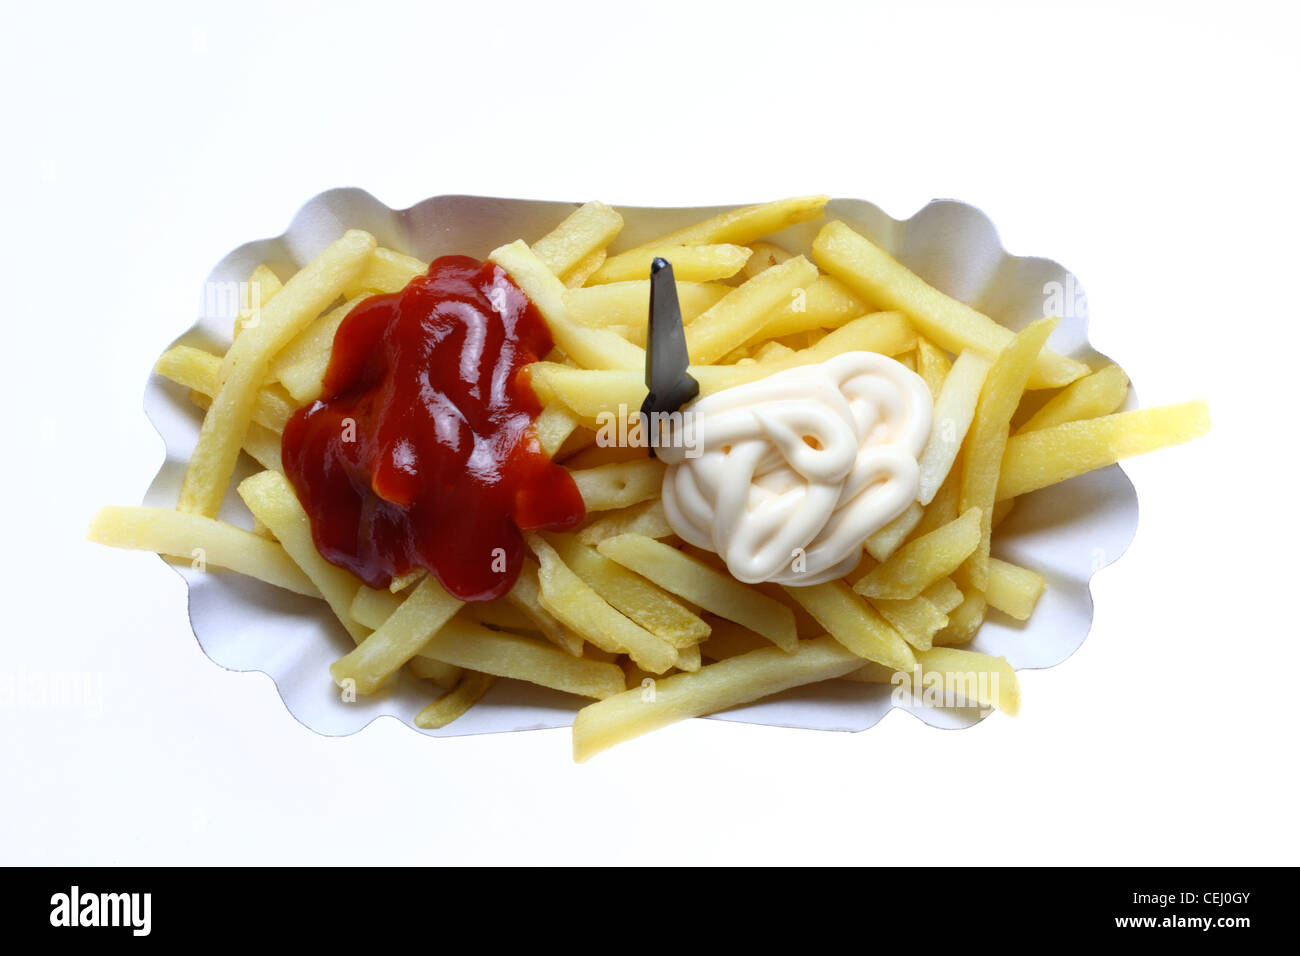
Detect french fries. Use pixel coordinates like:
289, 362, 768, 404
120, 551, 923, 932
505, 557, 584, 657
684, 255, 819, 364
490, 240, 645, 371
269, 296, 368, 403
812, 221, 1087, 389
528, 311, 915, 420
89, 194, 1210, 758
86, 506, 318, 597
544, 534, 710, 647
529, 534, 678, 674
854, 507, 983, 600
870, 594, 948, 651
596, 534, 798, 651
1016, 364, 1129, 434
180, 230, 375, 517
783, 581, 916, 672
236, 470, 367, 643
330, 575, 463, 695
344, 247, 427, 297
156, 345, 296, 434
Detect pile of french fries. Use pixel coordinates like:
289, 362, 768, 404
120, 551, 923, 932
88, 196, 1209, 761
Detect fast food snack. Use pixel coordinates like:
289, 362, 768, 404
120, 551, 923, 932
88, 196, 1210, 760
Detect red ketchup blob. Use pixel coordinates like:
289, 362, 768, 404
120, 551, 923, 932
281, 255, 584, 602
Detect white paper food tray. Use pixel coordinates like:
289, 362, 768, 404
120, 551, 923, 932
140, 190, 1138, 739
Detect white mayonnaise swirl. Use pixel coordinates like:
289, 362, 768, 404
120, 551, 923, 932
658, 351, 932, 585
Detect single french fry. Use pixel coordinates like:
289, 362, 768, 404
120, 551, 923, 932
959, 318, 1058, 590
915, 338, 951, 400
417, 615, 625, 700
565, 280, 728, 331
902, 647, 1020, 716
854, 507, 983, 600
156, 346, 297, 434
269, 296, 368, 404
343, 247, 427, 297
917, 350, 992, 503
576, 499, 674, 546
739, 240, 794, 279
233, 264, 283, 339
529, 534, 678, 674
568, 459, 665, 511
587, 243, 752, 284
563, 249, 606, 288
1016, 364, 1129, 434
533, 403, 581, 459
330, 575, 463, 695
571, 634, 860, 761
864, 502, 924, 563
684, 256, 819, 364
236, 470, 367, 642
181, 230, 376, 517
414, 671, 495, 729
490, 240, 645, 371
617, 196, 830, 254
544, 534, 710, 648
812, 221, 1087, 389
406, 655, 464, 691
933, 591, 987, 646
597, 534, 798, 651
997, 402, 1211, 500
986, 558, 1046, 621
389, 569, 425, 593
86, 506, 318, 597
782, 581, 915, 672
531, 200, 624, 278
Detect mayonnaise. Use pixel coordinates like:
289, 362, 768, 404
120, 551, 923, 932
658, 351, 933, 586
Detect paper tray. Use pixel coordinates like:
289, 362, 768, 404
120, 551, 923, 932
141, 190, 1138, 738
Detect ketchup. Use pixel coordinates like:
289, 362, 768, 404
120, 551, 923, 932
281, 255, 585, 602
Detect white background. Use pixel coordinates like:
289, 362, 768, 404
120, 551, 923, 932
2, 0, 1296, 865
